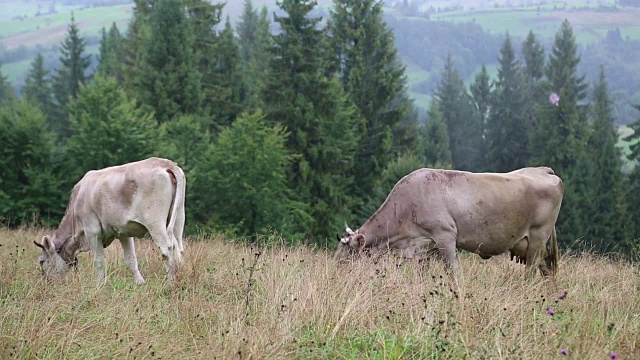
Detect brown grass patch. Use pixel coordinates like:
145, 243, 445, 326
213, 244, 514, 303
1, 228, 639, 359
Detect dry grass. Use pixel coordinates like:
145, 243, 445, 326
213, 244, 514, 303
1, 228, 639, 359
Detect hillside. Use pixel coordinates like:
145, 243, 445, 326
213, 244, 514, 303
1, 0, 639, 123
1, 228, 639, 358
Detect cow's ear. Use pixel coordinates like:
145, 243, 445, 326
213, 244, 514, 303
354, 234, 366, 251
42, 236, 56, 255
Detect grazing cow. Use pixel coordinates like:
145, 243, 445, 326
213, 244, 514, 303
335, 167, 563, 278
34, 157, 186, 285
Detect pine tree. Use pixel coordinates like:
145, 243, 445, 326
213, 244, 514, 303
330, 0, 419, 199
522, 31, 545, 82
585, 67, 631, 252
97, 23, 125, 82
532, 21, 589, 173
135, 0, 202, 123
184, 0, 226, 124
469, 63, 492, 168
486, 34, 529, 172
531, 20, 591, 247
521, 31, 545, 136
123, 0, 153, 94
237, 0, 258, 63
546, 20, 588, 103
0, 62, 15, 106
67, 76, 158, 179
208, 17, 244, 128
237, 2, 273, 110
22, 53, 53, 118
624, 105, 640, 239
51, 13, 91, 137
421, 101, 452, 169
435, 54, 482, 171
263, 0, 361, 242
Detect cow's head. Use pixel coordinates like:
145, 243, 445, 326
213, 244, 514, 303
334, 223, 366, 260
34, 235, 78, 282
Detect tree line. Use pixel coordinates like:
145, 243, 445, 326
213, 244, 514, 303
0, 0, 638, 257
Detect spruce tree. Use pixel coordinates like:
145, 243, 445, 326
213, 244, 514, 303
546, 20, 588, 103
97, 23, 125, 82
123, 0, 153, 94
237, 2, 273, 110
237, 0, 258, 63
522, 31, 545, 82
586, 67, 631, 252
0, 62, 15, 106
624, 105, 640, 239
184, 0, 227, 124
469, 63, 492, 169
330, 0, 419, 200
135, 0, 202, 123
435, 55, 482, 171
531, 20, 590, 247
22, 53, 53, 118
521, 31, 545, 136
263, 0, 361, 242
421, 101, 452, 169
51, 13, 91, 137
208, 17, 244, 128
486, 34, 529, 172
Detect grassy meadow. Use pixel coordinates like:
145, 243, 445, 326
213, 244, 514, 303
427, 0, 640, 43
1, 227, 639, 359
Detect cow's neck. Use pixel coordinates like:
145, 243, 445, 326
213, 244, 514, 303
358, 200, 406, 249
54, 211, 74, 244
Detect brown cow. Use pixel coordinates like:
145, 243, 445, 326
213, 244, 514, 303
336, 167, 563, 278
34, 157, 186, 285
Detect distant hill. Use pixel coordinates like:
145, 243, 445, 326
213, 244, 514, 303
1, 0, 639, 125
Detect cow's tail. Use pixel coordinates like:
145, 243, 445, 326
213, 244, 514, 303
166, 166, 185, 256
546, 226, 559, 277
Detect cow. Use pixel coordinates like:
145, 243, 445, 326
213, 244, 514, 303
335, 167, 563, 278
34, 157, 186, 285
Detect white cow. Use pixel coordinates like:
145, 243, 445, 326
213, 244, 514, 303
34, 157, 186, 285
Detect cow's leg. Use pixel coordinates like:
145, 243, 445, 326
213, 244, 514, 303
525, 227, 551, 279
86, 233, 106, 286
434, 232, 459, 277
175, 205, 185, 253
147, 225, 180, 283
120, 237, 145, 285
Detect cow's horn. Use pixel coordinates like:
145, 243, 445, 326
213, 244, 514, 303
33, 241, 44, 249
345, 223, 354, 234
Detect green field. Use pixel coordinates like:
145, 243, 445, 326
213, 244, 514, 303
429, 4, 640, 43
409, 91, 432, 111
0, 4, 132, 37
3, 58, 30, 85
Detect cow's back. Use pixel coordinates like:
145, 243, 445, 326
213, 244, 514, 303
70, 158, 180, 238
